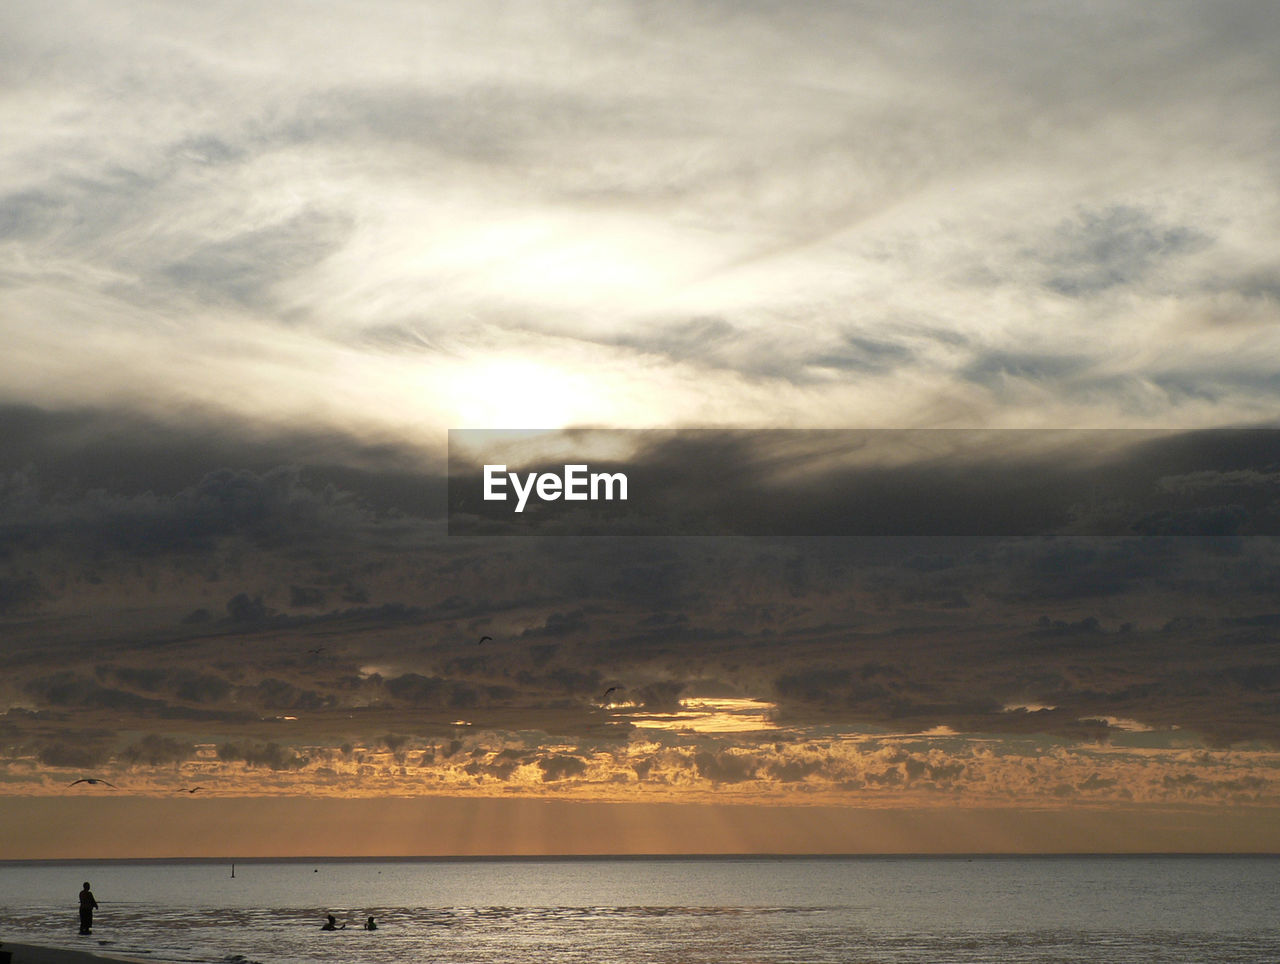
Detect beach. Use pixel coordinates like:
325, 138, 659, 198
0, 943, 151, 964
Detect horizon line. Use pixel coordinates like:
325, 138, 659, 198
4, 852, 1279, 866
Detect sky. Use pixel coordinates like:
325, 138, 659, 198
2, 0, 1280, 857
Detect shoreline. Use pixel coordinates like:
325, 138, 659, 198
0, 942, 154, 964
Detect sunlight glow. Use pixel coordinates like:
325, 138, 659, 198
447, 359, 599, 429
1003, 703, 1058, 713
1084, 716, 1158, 733
627, 698, 779, 734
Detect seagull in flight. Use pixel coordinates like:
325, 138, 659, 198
601, 686, 622, 705
478, 635, 493, 645
68, 778, 117, 789
175, 787, 204, 793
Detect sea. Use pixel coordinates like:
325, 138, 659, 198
1, 856, 1278, 963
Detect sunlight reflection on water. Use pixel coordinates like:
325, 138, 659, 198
1, 857, 1277, 964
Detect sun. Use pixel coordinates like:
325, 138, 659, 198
447, 358, 596, 428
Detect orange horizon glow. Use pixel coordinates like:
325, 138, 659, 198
4, 796, 1280, 862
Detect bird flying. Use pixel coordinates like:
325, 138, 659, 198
68, 778, 117, 789
478, 635, 493, 644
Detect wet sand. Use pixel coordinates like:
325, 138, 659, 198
0, 942, 153, 964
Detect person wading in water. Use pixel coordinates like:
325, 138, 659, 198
78, 882, 99, 935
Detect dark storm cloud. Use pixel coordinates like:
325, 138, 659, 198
694, 750, 756, 784
16, 669, 258, 725
1156, 469, 1280, 496
118, 734, 194, 767
217, 741, 311, 771
0, 574, 45, 614
24, 672, 170, 715
289, 585, 327, 608
383, 674, 450, 708
633, 681, 685, 710
3, 419, 1280, 763
0, 404, 439, 502
35, 738, 113, 770
0, 403, 446, 556
1, 466, 386, 557
538, 755, 589, 781
991, 539, 1170, 601
249, 678, 335, 712
519, 609, 588, 638
4, 532, 1280, 759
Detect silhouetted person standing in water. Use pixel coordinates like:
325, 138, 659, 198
364, 916, 377, 930
321, 914, 345, 931
78, 882, 98, 934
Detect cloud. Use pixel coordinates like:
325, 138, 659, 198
0, 404, 440, 501
960, 352, 1092, 389
806, 335, 917, 378
157, 209, 354, 311
538, 755, 589, 782
34, 736, 114, 770
217, 741, 311, 771
10, 715, 1280, 809
383, 674, 450, 708
118, 734, 194, 767
1038, 206, 1209, 297
0, 574, 45, 614
450, 427, 1280, 537
6, 433, 1280, 749
0, 405, 448, 568
1, 2, 1279, 432
2, 2, 1280, 819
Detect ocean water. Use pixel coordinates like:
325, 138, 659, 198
1, 856, 1278, 963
